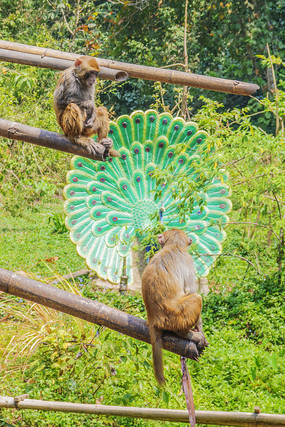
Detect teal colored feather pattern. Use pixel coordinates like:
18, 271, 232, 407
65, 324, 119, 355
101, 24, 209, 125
64, 110, 232, 284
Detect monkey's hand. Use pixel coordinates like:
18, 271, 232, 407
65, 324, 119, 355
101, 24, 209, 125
100, 138, 121, 158
85, 115, 96, 128
100, 137, 113, 149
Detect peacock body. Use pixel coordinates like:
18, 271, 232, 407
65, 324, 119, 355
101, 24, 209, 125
64, 110, 232, 286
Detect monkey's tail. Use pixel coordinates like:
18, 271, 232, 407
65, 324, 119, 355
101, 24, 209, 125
150, 326, 165, 385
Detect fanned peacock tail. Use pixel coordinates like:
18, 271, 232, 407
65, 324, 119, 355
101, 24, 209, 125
64, 110, 232, 285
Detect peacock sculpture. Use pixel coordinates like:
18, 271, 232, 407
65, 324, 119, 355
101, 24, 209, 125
64, 110, 232, 286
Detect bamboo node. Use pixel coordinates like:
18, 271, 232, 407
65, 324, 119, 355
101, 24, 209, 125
14, 394, 29, 409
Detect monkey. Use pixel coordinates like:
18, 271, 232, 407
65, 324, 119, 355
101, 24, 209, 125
141, 228, 208, 385
53, 56, 120, 160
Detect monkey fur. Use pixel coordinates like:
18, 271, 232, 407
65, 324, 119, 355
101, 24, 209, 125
141, 228, 208, 385
53, 56, 120, 159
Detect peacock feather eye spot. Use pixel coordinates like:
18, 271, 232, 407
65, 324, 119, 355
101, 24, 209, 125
76, 233, 81, 238
73, 177, 78, 182
220, 204, 226, 209
136, 177, 141, 182
174, 125, 179, 131
109, 129, 113, 134
107, 197, 112, 202
210, 245, 215, 251
70, 205, 75, 210
97, 227, 102, 232
96, 212, 101, 216
163, 119, 168, 125
70, 191, 75, 196
100, 166, 106, 171
77, 162, 83, 167
162, 183, 166, 188
122, 154, 127, 160
134, 148, 139, 154
100, 178, 105, 183
72, 220, 76, 224
122, 185, 127, 190
197, 138, 203, 144
145, 147, 150, 152
126, 234, 130, 238
178, 159, 184, 164
220, 189, 226, 194
92, 187, 97, 192
168, 152, 173, 158
104, 267, 108, 272
92, 200, 96, 205
195, 225, 201, 229
149, 116, 155, 122
197, 211, 202, 215
122, 122, 127, 128
159, 142, 164, 148
135, 118, 141, 123
108, 157, 113, 163
187, 130, 192, 136
113, 217, 118, 222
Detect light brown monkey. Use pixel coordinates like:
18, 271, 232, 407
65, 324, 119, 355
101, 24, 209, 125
53, 56, 120, 159
141, 228, 208, 385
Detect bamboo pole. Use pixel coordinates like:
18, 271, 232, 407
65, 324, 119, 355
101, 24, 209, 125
1, 397, 284, 426
0, 268, 201, 359
0, 48, 128, 82
0, 118, 108, 161
0, 40, 259, 95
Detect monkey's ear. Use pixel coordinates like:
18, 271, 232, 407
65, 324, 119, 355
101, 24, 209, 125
74, 58, 83, 69
158, 234, 164, 246
188, 237, 193, 246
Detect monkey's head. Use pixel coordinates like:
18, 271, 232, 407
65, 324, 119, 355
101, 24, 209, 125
158, 228, 192, 248
74, 56, 100, 87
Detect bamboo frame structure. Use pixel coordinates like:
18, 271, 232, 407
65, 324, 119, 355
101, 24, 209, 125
0, 48, 128, 82
1, 396, 284, 426
0, 118, 106, 161
0, 40, 260, 95
0, 268, 202, 360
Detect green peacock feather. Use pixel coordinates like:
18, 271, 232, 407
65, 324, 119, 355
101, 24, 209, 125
64, 110, 232, 285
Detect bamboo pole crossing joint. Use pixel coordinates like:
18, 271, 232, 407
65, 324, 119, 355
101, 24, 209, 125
0, 268, 202, 359
0, 40, 260, 95
0, 397, 284, 426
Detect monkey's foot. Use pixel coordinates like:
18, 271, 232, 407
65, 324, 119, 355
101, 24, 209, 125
185, 331, 208, 349
72, 137, 107, 161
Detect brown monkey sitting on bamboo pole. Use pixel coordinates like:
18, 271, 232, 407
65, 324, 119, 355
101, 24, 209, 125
142, 228, 208, 385
53, 56, 120, 160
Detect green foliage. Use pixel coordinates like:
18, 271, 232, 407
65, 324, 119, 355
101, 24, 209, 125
48, 212, 68, 234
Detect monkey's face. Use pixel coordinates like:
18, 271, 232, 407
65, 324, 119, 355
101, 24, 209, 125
84, 70, 98, 87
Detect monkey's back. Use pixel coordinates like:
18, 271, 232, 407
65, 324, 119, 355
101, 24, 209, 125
141, 245, 196, 323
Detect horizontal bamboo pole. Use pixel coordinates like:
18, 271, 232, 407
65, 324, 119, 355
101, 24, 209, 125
0, 40, 259, 95
0, 118, 106, 161
1, 397, 284, 426
0, 48, 128, 82
0, 268, 200, 359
